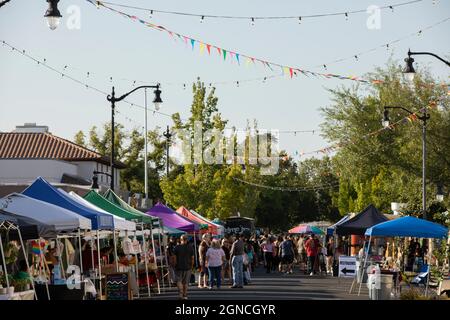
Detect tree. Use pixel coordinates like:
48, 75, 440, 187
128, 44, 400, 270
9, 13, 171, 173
73, 130, 86, 147
320, 62, 450, 217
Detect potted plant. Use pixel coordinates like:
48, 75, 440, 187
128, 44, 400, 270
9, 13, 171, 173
11, 278, 31, 292
4, 241, 20, 265
0, 274, 14, 294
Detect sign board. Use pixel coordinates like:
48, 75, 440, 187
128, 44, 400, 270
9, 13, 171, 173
224, 217, 255, 235
338, 256, 356, 278
105, 272, 131, 300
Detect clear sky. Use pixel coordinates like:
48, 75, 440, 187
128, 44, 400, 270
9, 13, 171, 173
0, 0, 449, 159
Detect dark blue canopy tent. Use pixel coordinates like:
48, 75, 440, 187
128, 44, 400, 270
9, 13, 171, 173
365, 216, 448, 239
22, 177, 114, 230
327, 214, 351, 236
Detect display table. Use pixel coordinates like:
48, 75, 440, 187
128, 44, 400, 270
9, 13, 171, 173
0, 290, 35, 300
438, 279, 450, 295
35, 283, 85, 300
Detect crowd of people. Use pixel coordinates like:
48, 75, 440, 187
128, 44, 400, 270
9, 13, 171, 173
167, 232, 337, 299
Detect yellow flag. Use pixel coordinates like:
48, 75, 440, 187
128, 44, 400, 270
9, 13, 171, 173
199, 42, 205, 55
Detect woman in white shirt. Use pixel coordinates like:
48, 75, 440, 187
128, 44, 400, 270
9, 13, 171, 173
205, 239, 226, 289
261, 237, 274, 274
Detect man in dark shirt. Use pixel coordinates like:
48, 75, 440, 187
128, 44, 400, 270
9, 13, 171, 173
230, 234, 245, 288
173, 235, 194, 299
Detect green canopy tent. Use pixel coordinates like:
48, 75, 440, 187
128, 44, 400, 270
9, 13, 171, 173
84, 190, 153, 224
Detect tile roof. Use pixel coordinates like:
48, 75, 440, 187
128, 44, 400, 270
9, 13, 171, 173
0, 132, 126, 168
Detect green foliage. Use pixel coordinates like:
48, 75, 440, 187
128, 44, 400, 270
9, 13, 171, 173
321, 62, 450, 217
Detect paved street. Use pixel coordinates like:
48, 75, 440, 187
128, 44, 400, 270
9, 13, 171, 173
147, 266, 369, 300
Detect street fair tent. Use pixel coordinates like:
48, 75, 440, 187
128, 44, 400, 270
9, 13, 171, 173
335, 204, 388, 236
0, 193, 92, 232
147, 202, 198, 233
102, 189, 155, 224
189, 209, 225, 236
289, 224, 324, 235
327, 214, 351, 236
176, 207, 209, 232
68, 191, 136, 231
365, 216, 448, 239
22, 177, 114, 230
0, 209, 50, 240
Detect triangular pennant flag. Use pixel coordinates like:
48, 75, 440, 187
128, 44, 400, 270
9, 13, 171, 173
216, 47, 221, 55
206, 44, 211, 55
199, 42, 205, 55
289, 68, 293, 78
235, 53, 240, 65
229, 52, 234, 63
223, 49, 227, 60
245, 57, 252, 66
183, 36, 189, 45
190, 39, 195, 50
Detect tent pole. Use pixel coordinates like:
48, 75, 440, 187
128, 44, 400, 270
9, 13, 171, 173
17, 227, 37, 300
149, 220, 160, 294
78, 229, 83, 275
157, 223, 165, 292
134, 230, 140, 299
96, 230, 103, 300
113, 230, 119, 272
0, 233, 10, 290
39, 238, 51, 300
358, 236, 371, 296
142, 222, 151, 298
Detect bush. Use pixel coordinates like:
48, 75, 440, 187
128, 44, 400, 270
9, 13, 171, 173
400, 288, 431, 300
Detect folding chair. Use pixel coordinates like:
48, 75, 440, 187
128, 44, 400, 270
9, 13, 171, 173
410, 264, 429, 294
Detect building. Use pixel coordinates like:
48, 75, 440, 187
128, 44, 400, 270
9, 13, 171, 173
0, 123, 126, 197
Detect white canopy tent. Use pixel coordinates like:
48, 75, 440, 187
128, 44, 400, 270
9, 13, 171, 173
0, 193, 92, 231
67, 191, 136, 232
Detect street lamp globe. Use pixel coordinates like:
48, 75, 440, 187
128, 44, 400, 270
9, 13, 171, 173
402, 54, 416, 83
44, 0, 62, 30
153, 87, 163, 110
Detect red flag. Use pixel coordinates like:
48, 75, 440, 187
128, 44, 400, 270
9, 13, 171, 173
206, 44, 211, 55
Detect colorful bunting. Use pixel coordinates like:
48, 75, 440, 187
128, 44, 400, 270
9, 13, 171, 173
89, 0, 383, 85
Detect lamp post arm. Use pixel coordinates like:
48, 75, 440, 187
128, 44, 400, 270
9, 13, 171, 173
408, 50, 450, 67
108, 85, 159, 102
93, 170, 112, 178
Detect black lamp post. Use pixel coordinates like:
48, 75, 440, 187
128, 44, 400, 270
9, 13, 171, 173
163, 125, 173, 177
106, 85, 162, 192
382, 106, 430, 219
91, 170, 113, 190
402, 49, 450, 82
44, 0, 62, 30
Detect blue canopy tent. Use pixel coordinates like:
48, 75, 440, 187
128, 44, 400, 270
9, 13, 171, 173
365, 216, 448, 239
360, 216, 448, 297
22, 177, 114, 230
327, 214, 351, 236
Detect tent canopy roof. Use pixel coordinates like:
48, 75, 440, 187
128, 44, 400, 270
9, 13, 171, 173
365, 216, 448, 239
68, 191, 136, 231
0, 208, 55, 239
335, 204, 388, 236
147, 202, 197, 233
1, 193, 92, 232
176, 207, 210, 230
327, 215, 351, 236
22, 177, 113, 230
102, 189, 156, 224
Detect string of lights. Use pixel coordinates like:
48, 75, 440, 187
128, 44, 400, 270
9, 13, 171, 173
233, 177, 340, 192
100, 0, 424, 22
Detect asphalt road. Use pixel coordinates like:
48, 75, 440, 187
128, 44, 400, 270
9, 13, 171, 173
146, 265, 370, 300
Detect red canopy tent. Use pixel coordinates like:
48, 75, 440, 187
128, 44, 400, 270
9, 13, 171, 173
176, 206, 218, 235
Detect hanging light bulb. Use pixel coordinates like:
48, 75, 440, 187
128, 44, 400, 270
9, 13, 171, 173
298, 17, 302, 24
251, 17, 255, 26
345, 12, 348, 21
200, 15, 205, 23
149, 10, 153, 19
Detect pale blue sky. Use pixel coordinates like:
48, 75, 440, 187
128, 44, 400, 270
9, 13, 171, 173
0, 0, 449, 158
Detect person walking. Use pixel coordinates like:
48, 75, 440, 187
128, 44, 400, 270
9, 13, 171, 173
305, 234, 320, 276
261, 237, 274, 273
167, 236, 178, 286
274, 236, 283, 273
221, 238, 232, 284
198, 234, 211, 288
172, 235, 194, 300
326, 238, 334, 275
280, 235, 295, 274
230, 234, 245, 288
205, 239, 225, 290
